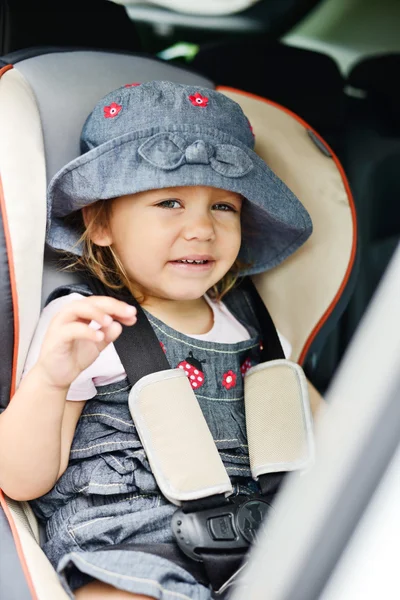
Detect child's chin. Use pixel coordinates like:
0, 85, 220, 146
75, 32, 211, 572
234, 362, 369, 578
166, 284, 211, 301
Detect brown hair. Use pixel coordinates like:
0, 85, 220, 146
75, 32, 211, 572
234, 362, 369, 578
64, 198, 251, 302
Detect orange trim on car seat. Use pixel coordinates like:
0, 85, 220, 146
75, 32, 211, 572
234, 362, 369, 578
0, 64, 14, 77
217, 86, 358, 365
0, 64, 19, 394
0, 490, 38, 600
0, 176, 20, 398
0, 175, 35, 596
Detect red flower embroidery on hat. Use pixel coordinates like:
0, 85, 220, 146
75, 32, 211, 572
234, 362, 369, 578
240, 357, 252, 377
124, 83, 141, 87
189, 92, 209, 107
104, 102, 122, 118
222, 370, 237, 390
247, 118, 255, 137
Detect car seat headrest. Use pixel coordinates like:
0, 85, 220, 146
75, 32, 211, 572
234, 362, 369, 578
13, 51, 213, 184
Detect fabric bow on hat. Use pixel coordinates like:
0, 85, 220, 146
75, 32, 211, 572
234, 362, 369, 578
138, 132, 253, 178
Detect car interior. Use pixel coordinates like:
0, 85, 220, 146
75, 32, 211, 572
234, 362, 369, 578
0, 0, 398, 598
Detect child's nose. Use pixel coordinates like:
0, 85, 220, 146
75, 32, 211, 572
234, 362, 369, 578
183, 212, 215, 242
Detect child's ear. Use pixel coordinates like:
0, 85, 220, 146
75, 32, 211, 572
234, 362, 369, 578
82, 205, 113, 247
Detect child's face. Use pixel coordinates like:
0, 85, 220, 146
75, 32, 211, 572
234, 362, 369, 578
89, 186, 242, 302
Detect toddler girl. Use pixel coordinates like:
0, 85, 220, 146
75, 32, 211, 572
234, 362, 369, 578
0, 81, 315, 600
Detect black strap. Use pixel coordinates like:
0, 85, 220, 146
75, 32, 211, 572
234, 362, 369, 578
236, 277, 285, 362
201, 551, 245, 594
258, 471, 285, 497
233, 279, 287, 528
182, 494, 229, 514
103, 543, 240, 597
84, 276, 170, 383
100, 543, 211, 588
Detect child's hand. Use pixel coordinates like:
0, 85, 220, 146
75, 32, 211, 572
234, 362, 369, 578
35, 296, 137, 391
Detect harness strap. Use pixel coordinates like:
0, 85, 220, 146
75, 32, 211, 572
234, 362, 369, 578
233, 278, 285, 363
87, 276, 171, 379
225, 279, 287, 497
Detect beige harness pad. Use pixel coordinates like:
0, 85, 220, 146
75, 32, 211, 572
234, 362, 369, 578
129, 368, 233, 506
129, 363, 314, 505
244, 360, 314, 478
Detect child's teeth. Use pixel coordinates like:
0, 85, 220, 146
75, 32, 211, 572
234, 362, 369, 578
178, 259, 207, 264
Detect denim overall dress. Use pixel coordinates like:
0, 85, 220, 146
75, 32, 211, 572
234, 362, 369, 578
30, 285, 263, 600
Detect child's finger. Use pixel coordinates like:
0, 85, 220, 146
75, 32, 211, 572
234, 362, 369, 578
56, 296, 136, 328
60, 322, 107, 345
98, 320, 124, 347
89, 296, 137, 325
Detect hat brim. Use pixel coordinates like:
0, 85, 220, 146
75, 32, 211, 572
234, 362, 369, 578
47, 125, 312, 275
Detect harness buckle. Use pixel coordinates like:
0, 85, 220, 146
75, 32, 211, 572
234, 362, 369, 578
172, 496, 272, 562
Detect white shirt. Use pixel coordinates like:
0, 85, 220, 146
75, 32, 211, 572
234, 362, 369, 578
23, 292, 291, 401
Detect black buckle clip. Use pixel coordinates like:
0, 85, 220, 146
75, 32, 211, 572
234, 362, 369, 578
171, 496, 272, 562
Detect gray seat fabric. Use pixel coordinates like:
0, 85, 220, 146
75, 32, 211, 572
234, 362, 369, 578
12, 50, 213, 185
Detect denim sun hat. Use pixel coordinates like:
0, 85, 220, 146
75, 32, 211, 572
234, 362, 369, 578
47, 80, 312, 274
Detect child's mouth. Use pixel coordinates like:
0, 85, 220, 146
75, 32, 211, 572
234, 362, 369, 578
173, 259, 209, 264
169, 257, 215, 272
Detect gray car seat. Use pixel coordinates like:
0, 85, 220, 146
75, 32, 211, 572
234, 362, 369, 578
0, 47, 356, 599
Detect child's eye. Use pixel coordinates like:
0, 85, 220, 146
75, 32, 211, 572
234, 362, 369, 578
157, 199, 182, 209
212, 203, 237, 212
